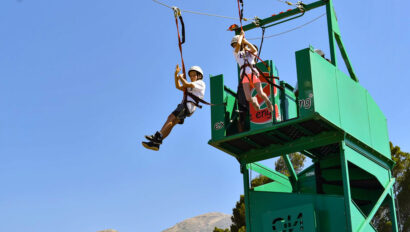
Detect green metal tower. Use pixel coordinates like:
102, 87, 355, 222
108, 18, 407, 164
208, 0, 399, 231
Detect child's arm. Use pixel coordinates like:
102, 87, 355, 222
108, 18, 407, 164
178, 75, 195, 89
234, 30, 245, 53
243, 38, 257, 54
174, 65, 184, 91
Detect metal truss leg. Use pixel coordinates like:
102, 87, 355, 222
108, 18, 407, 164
389, 175, 399, 232
340, 141, 353, 232
241, 161, 252, 232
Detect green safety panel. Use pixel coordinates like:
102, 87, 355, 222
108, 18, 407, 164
248, 191, 348, 232
295, 47, 391, 159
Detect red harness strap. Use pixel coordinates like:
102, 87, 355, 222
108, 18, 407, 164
236, 0, 244, 31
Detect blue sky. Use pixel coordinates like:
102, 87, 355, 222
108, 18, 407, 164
1, 0, 409, 231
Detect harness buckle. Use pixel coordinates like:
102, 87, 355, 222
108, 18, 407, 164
253, 16, 261, 27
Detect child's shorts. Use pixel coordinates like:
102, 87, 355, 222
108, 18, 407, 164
242, 73, 261, 85
172, 104, 191, 124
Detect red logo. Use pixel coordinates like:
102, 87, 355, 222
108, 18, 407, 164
250, 72, 273, 124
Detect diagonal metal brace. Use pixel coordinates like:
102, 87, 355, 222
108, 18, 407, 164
357, 178, 395, 232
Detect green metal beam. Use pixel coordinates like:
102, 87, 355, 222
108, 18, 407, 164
236, 0, 326, 33
335, 34, 358, 82
326, 0, 358, 82
326, 0, 338, 66
283, 155, 299, 189
345, 136, 395, 170
248, 162, 293, 193
357, 178, 395, 232
248, 162, 291, 185
208, 113, 317, 145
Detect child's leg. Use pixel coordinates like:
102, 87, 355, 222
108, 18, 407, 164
254, 82, 273, 112
243, 82, 260, 111
159, 113, 180, 139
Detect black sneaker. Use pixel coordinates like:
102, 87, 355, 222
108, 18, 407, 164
144, 131, 163, 144
142, 141, 160, 151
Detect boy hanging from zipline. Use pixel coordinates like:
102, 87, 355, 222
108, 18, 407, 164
142, 64, 206, 151
231, 30, 274, 112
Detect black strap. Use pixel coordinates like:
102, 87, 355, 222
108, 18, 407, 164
179, 15, 185, 44
239, 0, 244, 22
258, 27, 266, 58
186, 91, 213, 107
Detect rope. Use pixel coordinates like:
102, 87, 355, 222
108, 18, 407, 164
152, 0, 246, 21
247, 13, 325, 40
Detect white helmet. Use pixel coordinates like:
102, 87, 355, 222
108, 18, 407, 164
231, 35, 240, 46
314, 49, 325, 57
188, 66, 203, 79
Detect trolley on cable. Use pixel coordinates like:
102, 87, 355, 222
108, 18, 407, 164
208, 0, 399, 231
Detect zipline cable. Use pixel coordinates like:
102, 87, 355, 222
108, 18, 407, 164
247, 13, 325, 40
276, 0, 296, 6
152, 0, 247, 21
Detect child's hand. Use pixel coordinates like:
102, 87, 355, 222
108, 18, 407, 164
175, 64, 181, 74
240, 30, 245, 36
178, 73, 185, 79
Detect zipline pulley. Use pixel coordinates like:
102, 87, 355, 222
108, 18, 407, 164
253, 16, 262, 27
296, 1, 306, 12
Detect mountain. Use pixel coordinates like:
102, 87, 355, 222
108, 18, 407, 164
163, 212, 232, 232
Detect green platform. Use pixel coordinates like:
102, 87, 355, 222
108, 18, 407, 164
208, 1, 398, 231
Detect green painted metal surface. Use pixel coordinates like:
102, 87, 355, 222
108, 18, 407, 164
336, 69, 372, 144
262, 204, 316, 232
297, 164, 316, 194
295, 47, 391, 160
210, 74, 226, 140
366, 92, 390, 156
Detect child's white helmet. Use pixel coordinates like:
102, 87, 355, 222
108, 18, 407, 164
188, 66, 203, 77
231, 35, 240, 46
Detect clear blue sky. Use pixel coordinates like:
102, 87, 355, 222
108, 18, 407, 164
1, 0, 409, 231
